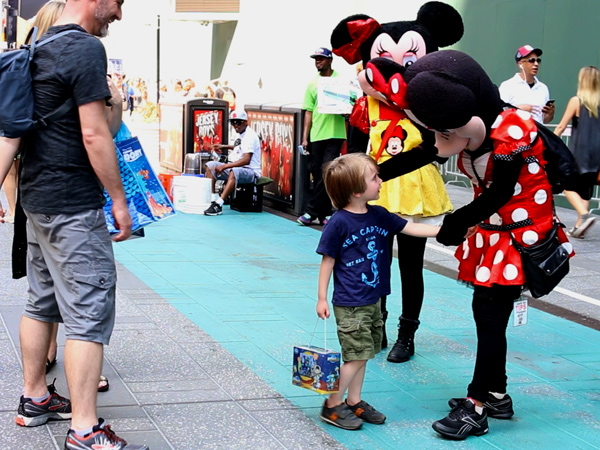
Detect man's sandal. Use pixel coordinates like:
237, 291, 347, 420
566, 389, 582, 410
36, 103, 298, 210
98, 375, 109, 392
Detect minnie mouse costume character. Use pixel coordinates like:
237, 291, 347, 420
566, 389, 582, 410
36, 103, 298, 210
330, 1, 463, 363
387, 50, 574, 440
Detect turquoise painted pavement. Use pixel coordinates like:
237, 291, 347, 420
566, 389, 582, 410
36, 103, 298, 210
114, 211, 600, 450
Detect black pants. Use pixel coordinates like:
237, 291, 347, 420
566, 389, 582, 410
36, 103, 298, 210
380, 233, 427, 321
467, 284, 522, 401
305, 138, 344, 220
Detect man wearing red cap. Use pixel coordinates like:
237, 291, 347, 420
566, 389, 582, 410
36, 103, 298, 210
499, 44, 555, 123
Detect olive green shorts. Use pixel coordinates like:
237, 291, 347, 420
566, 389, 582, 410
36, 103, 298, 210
333, 300, 383, 361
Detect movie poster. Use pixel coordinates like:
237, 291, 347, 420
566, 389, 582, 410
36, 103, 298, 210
159, 103, 184, 172
248, 111, 294, 205
193, 109, 224, 153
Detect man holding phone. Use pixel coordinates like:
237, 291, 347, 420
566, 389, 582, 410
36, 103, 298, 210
499, 44, 555, 123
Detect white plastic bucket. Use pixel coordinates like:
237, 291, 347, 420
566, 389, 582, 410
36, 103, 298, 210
171, 175, 212, 214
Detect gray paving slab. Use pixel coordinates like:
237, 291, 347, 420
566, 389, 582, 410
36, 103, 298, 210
145, 402, 287, 450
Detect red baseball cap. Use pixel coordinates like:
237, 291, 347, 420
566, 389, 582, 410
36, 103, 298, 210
515, 45, 543, 61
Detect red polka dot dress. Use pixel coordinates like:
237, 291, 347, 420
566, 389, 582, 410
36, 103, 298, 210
455, 109, 574, 288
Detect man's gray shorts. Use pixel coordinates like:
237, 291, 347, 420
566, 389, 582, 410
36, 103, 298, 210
206, 161, 257, 186
24, 209, 117, 345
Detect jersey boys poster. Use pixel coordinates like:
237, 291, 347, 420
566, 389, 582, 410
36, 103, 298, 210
193, 109, 224, 153
248, 111, 294, 205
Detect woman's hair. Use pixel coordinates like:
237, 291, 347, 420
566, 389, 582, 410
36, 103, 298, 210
323, 153, 378, 210
33, 0, 66, 37
577, 66, 600, 119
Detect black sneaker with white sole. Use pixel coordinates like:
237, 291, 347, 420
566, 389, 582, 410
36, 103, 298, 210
432, 398, 488, 440
15, 380, 71, 427
204, 201, 222, 216
448, 393, 514, 419
320, 400, 363, 430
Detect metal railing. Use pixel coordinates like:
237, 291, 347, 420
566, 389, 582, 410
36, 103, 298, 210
440, 124, 600, 214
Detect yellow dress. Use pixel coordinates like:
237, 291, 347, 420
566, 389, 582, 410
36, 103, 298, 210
367, 97, 452, 216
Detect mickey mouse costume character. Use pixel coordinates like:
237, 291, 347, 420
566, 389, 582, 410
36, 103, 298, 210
330, 1, 463, 363
383, 49, 575, 439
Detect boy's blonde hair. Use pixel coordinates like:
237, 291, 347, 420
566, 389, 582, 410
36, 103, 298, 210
324, 153, 378, 210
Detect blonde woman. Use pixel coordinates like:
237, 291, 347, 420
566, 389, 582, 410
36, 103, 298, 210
0, 0, 67, 223
555, 66, 600, 238
32, 0, 66, 35
1, 0, 67, 223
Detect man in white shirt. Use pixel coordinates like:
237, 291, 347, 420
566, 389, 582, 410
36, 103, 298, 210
204, 110, 261, 215
498, 44, 555, 123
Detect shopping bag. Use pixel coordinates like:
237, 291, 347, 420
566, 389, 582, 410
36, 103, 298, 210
104, 130, 175, 235
292, 320, 340, 394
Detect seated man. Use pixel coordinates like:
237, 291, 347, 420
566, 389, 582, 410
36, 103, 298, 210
204, 110, 261, 215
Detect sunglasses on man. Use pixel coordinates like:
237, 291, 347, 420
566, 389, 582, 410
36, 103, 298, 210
230, 120, 245, 125
523, 57, 542, 64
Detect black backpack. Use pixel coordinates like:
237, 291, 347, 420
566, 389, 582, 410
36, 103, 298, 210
0, 27, 79, 138
533, 120, 580, 194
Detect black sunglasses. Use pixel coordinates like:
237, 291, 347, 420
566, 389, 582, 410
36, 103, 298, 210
523, 57, 542, 64
230, 120, 244, 125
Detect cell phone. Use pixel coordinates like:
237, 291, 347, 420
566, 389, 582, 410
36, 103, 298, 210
546, 99, 555, 106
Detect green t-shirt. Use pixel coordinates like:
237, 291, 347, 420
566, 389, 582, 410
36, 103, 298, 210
302, 70, 347, 142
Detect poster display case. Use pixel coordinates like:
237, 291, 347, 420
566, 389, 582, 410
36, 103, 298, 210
159, 98, 229, 173
246, 104, 310, 215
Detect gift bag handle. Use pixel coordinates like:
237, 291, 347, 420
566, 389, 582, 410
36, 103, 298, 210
309, 318, 328, 350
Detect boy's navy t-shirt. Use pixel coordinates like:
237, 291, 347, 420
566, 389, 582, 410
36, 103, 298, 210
317, 205, 408, 307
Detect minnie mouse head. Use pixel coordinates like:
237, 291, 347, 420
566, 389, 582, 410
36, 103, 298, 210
401, 50, 504, 156
330, 1, 463, 109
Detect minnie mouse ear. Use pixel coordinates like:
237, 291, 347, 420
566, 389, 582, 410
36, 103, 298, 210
417, 1, 464, 48
406, 71, 476, 130
331, 15, 382, 64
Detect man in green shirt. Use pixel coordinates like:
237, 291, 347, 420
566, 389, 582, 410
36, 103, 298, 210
297, 47, 347, 226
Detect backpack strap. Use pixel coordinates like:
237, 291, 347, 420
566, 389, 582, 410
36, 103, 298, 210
36, 29, 83, 49
33, 98, 76, 129
32, 29, 84, 129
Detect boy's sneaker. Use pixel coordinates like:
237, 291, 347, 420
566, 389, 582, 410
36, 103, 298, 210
448, 393, 514, 419
16, 380, 71, 427
319, 216, 331, 226
320, 400, 363, 430
432, 398, 488, 440
204, 201, 222, 216
346, 399, 386, 424
297, 213, 314, 226
64, 418, 149, 450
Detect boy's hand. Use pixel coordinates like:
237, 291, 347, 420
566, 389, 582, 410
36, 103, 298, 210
316, 298, 330, 319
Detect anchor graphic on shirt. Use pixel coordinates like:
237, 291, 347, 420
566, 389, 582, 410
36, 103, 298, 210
361, 241, 380, 288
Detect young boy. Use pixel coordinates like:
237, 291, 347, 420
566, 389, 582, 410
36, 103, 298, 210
316, 153, 441, 430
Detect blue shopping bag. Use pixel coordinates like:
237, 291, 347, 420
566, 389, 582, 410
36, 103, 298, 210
104, 124, 175, 235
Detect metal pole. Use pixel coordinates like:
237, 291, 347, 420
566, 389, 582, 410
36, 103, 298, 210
156, 14, 160, 104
